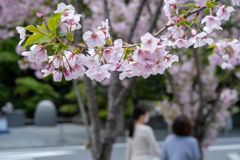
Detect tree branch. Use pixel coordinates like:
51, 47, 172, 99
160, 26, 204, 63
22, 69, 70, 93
148, 0, 164, 33
73, 1, 101, 159
72, 79, 91, 143
194, 49, 205, 119
83, 75, 101, 159
126, 0, 147, 43
203, 71, 232, 121
153, 6, 206, 37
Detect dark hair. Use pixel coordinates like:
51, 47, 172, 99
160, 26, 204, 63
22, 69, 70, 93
128, 106, 147, 137
172, 115, 192, 136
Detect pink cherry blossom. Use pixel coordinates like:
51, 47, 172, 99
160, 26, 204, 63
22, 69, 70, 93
165, 54, 179, 68
16, 26, 26, 46
41, 69, 51, 77
65, 14, 82, 31
17, 60, 28, 70
201, 15, 221, 31
81, 55, 101, 70
83, 30, 105, 48
189, 32, 214, 48
54, 3, 75, 15
231, 0, 240, 6
53, 70, 63, 82
140, 32, 159, 53
125, 61, 145, 74
99, 19, 110, 38
33, 45, 48, 62
72, 64, 85, 77
153, 61, 168, 75
203, 25, 222, 34
103, 49, 112, 63
217, 5, 235, 20
169, 26, 184, 39
35, 70, 43, 79
174, 38, 190, 48
160, 35, 175, 47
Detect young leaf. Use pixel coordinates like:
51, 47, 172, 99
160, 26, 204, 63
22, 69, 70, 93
39, 21, 48, 32
57, 32, 68, 37
25, 25, 46, 35
204, 9, 209, 14
212, 2, 218, 5
48, 13, 62, 32
184, 21, 190, 25
207, 44, 216, 49
21, 34, 45, 50
66, 34, 74, 42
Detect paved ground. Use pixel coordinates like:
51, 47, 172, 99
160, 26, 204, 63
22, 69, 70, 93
0, 123, 240, 160
0, 138, 240, 160
0, 123, 170, 149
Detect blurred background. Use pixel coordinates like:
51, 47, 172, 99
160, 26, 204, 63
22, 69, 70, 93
0, 0, 240, 160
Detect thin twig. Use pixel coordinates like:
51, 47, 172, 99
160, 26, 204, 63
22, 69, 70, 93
154, 6, 206, 37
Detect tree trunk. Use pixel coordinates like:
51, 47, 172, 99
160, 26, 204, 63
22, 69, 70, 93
193, 118, 205, 160
83, 76, 101, 160
116, 102, 125, 135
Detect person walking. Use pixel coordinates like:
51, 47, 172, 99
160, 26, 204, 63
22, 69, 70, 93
161, 115, 200, 160
126, 106, 161, 160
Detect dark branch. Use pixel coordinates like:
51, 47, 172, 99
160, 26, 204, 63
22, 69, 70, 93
194, 49, 205, 119
148, 0, 164, 33
126, 0, 147, 43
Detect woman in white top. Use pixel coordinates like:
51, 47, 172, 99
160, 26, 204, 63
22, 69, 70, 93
126, 106, 161, 160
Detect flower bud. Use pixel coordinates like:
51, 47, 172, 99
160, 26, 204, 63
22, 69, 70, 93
191, 29, 197, 36
36, 13, 44, 19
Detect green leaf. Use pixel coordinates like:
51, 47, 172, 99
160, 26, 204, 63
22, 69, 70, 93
212, 2, 218, 5
184, 21, 190, 25
21, 34, 45, 49
188, 3, 194, 8
207, 44, 216, 49
57, 32, 68, 37
38, 21, 48, 32
48, 13, 62, 32
181, 10, 186, 14
204, 9, 209, 14
25, 25, 46, 35
66, 34, 74, 42
178, 21, 184, 26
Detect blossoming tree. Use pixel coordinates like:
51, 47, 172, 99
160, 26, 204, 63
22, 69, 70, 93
15, 0, 240, 159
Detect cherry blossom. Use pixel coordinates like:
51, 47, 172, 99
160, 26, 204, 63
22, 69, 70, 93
189, 32, 214, 48
53, 70, 63, 82
231, 0, 240, 6
201, 15, 222, 31
217, 5, 235, 20
54, 3, 75, 15
174, 38, 190, 48
83, 31, 105, 48
16, 26, 26, 46
22, 45, 47, 63
141, 32, 159, 53
65, 14, 82, 31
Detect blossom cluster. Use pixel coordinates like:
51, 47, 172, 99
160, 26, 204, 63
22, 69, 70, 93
0, 0, 55, 39
15, 1, 236, 82
155, 55, 238, 147
209, 39, 240, 74
54, 3, 82, 31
